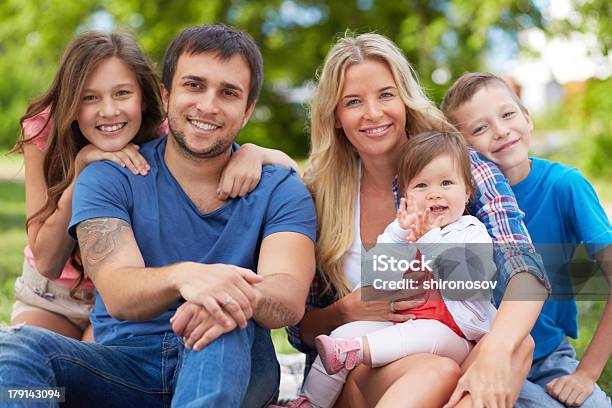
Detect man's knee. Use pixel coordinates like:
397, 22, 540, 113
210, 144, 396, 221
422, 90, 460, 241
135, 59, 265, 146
0, 325, 48, 376
183, 320, 257, 367
0, 325, 77, 366
0, 324, 37, 354
0, 323, 26, 336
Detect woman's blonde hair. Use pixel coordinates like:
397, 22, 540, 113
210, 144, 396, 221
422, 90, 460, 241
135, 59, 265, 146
305, 32, 454, 298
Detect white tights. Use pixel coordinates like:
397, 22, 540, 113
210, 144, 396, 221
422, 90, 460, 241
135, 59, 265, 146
302, 319, 472, 408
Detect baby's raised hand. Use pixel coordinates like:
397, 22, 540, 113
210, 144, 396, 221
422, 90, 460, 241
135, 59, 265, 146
411, 208, 444, 240
397, 196, 419, 242
398, 195, 444, 242
397, 196, 418, 228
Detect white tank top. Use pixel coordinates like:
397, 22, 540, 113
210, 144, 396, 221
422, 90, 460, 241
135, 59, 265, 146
342, 162, 363, 291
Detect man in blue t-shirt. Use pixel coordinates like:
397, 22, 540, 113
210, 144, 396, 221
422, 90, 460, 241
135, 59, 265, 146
0, 25, 316, 407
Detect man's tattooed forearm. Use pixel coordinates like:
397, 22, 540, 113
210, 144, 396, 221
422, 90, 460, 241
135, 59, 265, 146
76, 218, 131, 278
256, 296, 299, 326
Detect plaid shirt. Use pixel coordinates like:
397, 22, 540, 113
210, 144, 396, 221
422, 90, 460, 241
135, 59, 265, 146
287, 149, 549, 375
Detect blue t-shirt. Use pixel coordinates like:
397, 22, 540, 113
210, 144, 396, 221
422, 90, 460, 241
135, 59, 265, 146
512, 157, 611, 360
69, 136, 317, 345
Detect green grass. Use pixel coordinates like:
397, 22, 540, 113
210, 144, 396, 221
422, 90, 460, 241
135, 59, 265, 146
0, 180, 27, 323
0, 178, 609, 394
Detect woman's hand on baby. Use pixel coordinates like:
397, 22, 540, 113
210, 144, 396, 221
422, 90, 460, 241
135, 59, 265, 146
76, 143, 150, 176
337, 287, 426, 324
217, 143, 265, 200
398, 196, 444, 242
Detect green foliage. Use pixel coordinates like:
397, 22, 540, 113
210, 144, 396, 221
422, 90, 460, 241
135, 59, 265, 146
578, 79, 612, 179
573, 0, 612, 55
564, 79, 612, 179
535, 77, 612, 182
0, 0, 546, 157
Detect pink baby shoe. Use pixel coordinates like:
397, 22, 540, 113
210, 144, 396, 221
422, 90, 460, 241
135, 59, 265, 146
314, 335, 363, 375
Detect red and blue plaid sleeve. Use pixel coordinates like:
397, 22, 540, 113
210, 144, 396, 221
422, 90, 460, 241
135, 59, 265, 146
466, 149, 550, 292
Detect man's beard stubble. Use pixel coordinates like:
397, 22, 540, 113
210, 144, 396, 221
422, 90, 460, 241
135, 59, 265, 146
167, 114, 237, 160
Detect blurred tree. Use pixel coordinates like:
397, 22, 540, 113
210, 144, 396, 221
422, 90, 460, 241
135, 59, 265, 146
572, 0, 611, 55
0, 0, 545, 157
565, 78, 612, 179
547, 1, 611, 179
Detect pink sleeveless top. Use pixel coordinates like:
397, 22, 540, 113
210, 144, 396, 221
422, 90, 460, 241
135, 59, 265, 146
22, 107, 94, 290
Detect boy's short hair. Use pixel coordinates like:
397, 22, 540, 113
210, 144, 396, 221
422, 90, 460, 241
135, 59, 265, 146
162, 24, 263, 109
441, 72, 526, 128
397, 130, 474, 197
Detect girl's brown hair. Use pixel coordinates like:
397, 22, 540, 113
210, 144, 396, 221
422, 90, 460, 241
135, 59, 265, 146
13, 31, 163, 296
397, 130, 474, 198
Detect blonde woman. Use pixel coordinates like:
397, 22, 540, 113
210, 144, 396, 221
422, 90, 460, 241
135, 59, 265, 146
286, 33, 549, 408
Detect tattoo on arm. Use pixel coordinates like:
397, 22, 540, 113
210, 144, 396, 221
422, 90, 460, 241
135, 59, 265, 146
76, 218, 131, 279
256, 296, 299, 326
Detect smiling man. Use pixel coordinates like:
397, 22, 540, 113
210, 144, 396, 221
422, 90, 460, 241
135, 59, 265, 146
0, 24, 316, 407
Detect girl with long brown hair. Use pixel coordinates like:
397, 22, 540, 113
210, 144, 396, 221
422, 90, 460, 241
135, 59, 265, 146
11, 30, 297, 342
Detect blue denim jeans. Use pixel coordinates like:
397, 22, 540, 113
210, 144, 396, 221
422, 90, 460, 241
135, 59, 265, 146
516, 338, 611, 407
0, 321, 279, 407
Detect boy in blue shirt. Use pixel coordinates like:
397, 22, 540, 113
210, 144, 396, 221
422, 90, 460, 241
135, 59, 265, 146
442, 72, 611, 407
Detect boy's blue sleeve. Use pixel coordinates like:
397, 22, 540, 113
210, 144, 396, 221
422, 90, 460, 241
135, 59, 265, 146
68, 161, 133, 238
562, 168, 612, 256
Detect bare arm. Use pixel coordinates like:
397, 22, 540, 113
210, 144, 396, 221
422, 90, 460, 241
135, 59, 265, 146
76, 217, 262, 322
76, 218, 178, 319
446, 272, 547, 408
217, 144, 299, 200
252, 232, 315, 328
575, 245, 612, 380
29, 143, 149, 279
25, 142, 78, 278
171, 231, 317, 350
487, 272, 547, 349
